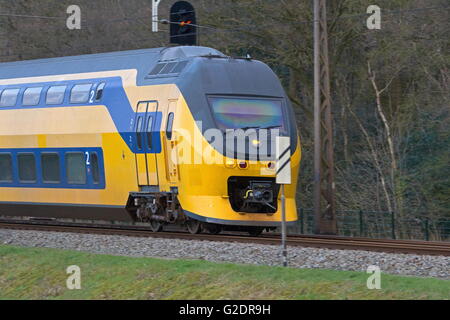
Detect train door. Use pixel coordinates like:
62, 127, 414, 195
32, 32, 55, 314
164, 100, 179, 184
135, 101, 159, 186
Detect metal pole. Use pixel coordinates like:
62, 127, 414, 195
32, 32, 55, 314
313, 0, 337, 235
424, 217, 429, 241
391, 211, 396, 239
359, 210, 363, 236
152, 0, 162, 32
281, 184, 287, 267
300, 207, 304, 234
313, 0, 322, 235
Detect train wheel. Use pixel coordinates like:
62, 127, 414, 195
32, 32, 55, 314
186, 219, 202, 234
150, 220, 163, 232
248, 227, 264, 237
204, 223, 222, 235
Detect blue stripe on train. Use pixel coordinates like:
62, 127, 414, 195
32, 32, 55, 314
0, 147, 105, 189
0, 77, 163, 154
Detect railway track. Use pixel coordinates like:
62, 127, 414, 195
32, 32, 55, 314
0, 220, 449, 256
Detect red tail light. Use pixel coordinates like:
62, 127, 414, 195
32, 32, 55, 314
238, 161, 248, 169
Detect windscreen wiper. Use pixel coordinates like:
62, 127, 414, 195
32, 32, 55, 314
240, 126, 261, 130
262, 125, 282, 130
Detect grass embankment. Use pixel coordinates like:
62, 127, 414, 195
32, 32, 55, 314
0, 245, 448, 299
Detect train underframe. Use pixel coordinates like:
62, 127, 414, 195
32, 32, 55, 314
126, 177, 281, 236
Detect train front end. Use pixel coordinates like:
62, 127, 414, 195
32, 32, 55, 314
172, 49, 301, 231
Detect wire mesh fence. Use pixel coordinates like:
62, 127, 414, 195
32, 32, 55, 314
286, 209, 450, 242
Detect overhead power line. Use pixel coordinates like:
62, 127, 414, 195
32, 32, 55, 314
0, 13, 65, 20
0, 5, 449, 31
0, 5, 449, 61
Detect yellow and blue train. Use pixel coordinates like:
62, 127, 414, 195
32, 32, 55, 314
0, 46, 301, 235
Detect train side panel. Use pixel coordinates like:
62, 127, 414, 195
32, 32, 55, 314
0, 70, 182, 220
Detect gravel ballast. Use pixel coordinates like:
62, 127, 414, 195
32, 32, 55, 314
1, 228, 449, 279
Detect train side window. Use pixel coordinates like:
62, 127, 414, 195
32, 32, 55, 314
70, 84, 93, 103
146, 116, 153, 149
18, 153, 37, 183
166, 113, 174, 140
23, 87, 43, 106
172, 61, 189, 74
95, 83, 105, 101
90, 152, 100, 184
0, 153, 13, 182
160, 62, 178, 74
0, 88, 20, 107
66, 152, 87, 184
46, 85, 67, 105
41, 153, 60, 183
136, 116, 143, 150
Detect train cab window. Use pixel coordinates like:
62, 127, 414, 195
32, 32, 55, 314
148, 63, 166, 76
0, 154, 13, 182
160, 62, 178, 74
136, 116, 143, 150
41, 153, 60, 183
90, 152, 100, 184
166, 113, 174, 140
0, 88, 20, 107
70, 84, 92, 103
18, 153, 37, 183
171, 61, 189, 74
46, 85, 67, 105
23, 87, 43, 106
95, 83, 106, 101
146, 116, 153, 149
66, 153, 87, 184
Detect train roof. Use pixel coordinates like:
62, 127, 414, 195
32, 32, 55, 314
0, 44, 287, 104
0, 45, 286, 98
0, 46, 226, 82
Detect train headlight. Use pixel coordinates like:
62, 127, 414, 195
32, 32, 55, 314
252, 139, 261, 146
225, 158, 236, 168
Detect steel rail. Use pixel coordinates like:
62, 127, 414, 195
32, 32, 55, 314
0, 220, 449, 256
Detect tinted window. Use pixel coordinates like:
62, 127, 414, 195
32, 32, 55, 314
0, 88, 20, 107
0, 154, 13, 182
146, 116, 153, 149
172, 61, 189, 73
70, 84, 92, 103
46, 86, 67, 104
23, 87, 43, 106
18, 153, 36, 182
210, 97, 284, 130
66, 153, 87, 184
136, 116, 143, 150
166, 113, 174, 140
41, 153, 60, 183
95, 83, 105, 101
160, 62, 177, 74
90, 153, 100, 184
149, 63, 166, 75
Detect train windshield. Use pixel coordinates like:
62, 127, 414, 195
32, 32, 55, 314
209, 97, 284, 130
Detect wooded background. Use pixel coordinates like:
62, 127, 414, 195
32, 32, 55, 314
1, 0, 448, 226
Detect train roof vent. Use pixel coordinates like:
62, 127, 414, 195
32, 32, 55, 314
147, 60, 189, 78
159, 46, 226, 62
148, 63, 166, 75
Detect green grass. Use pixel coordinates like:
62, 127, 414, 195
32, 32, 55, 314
0, 245, 448, 300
